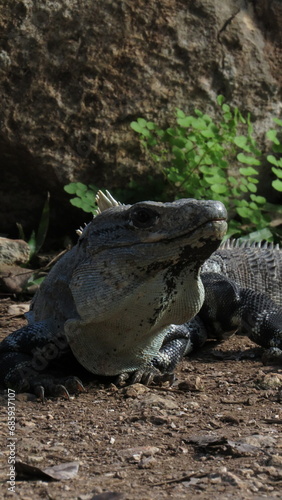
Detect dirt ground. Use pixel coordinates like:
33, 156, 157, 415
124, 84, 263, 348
0, 297, 282, 500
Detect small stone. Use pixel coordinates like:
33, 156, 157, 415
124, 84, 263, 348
221, 471, 246, 489
0, 265, 34, 294
184, 401, 200, 410
150, 415, 169, 426
210, 475, 222, 484
256, 373, 282, 389
242, 434, 276, 448
138, 456, 157, 469
118, 446, 160, 460
115, 470, 128, 479
123, 383, 150, 398
0, 237, 30, 265
7, 303, 30, 316
178, 376, 204, 392
267, 455, 282, 468
138, 394, 178, 409
28, 455, 44, 463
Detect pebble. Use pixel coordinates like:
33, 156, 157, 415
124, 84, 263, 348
137, 393, 178, 409
0, 237, 30, 265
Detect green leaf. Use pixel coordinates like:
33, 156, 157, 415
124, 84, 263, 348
193, 118, 207, 130
267, 155, 278, 166
156, 129, 165, 138
239, 228, 273, 242
240, 177, 248, 185
272, 167, 282, 179
247, 177, 258, 184
170, 137, 187, 149
146, 121, 156, 130
204, 175, 226, 185
236, 207, 252, 218
70, 198, 85, 209
137, 117, 147, 128
247, 183, 257, 193
217, 95, 225, 106
199, 166, 222, 175
266, 129, 280, 144
210, 184, 228, 194
227, 176, 238, 186
130, 121, 144, 134
64, 182, 80, 194
34, 193, 50, 254
200, 129, 215, 138
27, 230, 36, 257
272, 179, 282, 192
235, 199, 248, 207
26, 275, 46, 288
76, 182, 88, 192
250, 194, 266, 204
167, 127, 177, 136
273, 117, 282, 127
176, 108, 185, 119
202, 114, 213, 125
222, 103, 230, 112
172, 146, 185, 159
147, 137, 158, 147
234, 135, 250, 152
239, 166, 259, 176
177, 116, 194, 128
237, 153, 260, 166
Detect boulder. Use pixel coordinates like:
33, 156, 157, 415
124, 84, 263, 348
0, 0, 281, 237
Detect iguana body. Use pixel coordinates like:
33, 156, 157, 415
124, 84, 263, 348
203, 240, 282, 308
0, 192, 281, 396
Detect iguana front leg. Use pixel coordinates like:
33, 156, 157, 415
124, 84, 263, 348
122, 272, 282, 385
198, 273, 282, 357
117, 319, 208, 385
0, 322, 85, 397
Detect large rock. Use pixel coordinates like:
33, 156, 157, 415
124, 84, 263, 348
0, 0, 281, 236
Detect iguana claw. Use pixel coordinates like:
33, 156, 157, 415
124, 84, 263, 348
29, 375, 85, 399
115, 368, 175, 387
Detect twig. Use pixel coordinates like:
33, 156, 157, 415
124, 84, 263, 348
151, 471, 207, 487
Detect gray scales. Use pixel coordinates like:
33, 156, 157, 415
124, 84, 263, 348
0, 191, 281, 398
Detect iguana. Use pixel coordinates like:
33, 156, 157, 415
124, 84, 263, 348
0, 191, 281, 397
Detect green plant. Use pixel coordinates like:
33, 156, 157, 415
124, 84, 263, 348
130, 97, 282, 240
17, 193, 50, 261
64, 182, 98, 213
266, 118, 282, 192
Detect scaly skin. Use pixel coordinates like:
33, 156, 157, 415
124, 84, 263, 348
1, 191, 282, 397
0, 194, 227, 395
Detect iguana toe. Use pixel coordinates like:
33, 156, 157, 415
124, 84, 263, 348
29, 375, 86, 400
116, 367, 175, 387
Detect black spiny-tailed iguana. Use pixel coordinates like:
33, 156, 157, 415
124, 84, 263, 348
0, 191, 281, 397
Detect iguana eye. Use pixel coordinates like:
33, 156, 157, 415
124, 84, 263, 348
129, 207, 159, 228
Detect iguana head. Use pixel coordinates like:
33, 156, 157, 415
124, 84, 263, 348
78, 194, 227, 258
64, 194, 227, 375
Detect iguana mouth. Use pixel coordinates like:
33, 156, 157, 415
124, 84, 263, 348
137, 217, 228, 246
